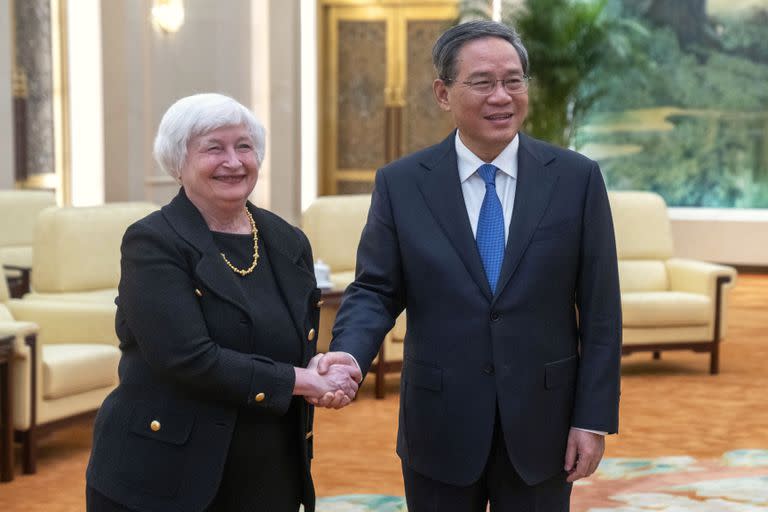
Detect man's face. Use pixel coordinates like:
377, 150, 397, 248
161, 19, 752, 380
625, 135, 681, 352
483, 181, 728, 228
433, 36, 529, 161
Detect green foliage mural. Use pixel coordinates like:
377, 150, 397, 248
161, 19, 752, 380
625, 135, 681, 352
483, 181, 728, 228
575, 0, 768, 208
460, 0, 768, 208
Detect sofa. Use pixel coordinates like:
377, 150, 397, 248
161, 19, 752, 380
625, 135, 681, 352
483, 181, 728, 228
608, 191, 737, 373
1, 201, 157, 472
0, 256, 120, 474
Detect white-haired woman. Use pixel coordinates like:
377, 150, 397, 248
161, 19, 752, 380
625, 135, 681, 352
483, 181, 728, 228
86, 93, 360, 512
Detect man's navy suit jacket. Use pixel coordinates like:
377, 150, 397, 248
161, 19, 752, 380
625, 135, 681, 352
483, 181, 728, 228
330, 131, 622, 487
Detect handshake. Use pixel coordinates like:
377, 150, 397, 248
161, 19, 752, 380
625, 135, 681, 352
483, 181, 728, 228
294, 352, 362, 409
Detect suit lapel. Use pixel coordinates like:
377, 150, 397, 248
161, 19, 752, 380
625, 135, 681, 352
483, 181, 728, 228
161, 190, 316, 347
162, 190, 253, 323
417, 132, 493, 301
253, 207, 317, 346
494, 134, 558, 300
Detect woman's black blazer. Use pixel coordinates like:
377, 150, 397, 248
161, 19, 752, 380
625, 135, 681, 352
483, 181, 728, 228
86, 189, 321, 512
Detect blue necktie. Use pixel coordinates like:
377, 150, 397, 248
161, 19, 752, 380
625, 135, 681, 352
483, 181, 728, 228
476, 164, 505, 294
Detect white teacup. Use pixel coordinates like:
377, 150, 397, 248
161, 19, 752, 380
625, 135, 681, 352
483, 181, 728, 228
314, 259, 332, 289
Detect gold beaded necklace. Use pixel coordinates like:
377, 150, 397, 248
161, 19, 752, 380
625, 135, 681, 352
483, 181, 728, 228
220, 207, 259, 276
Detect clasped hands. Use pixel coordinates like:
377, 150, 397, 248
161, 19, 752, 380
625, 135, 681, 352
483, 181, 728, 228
297, 352, 362, 409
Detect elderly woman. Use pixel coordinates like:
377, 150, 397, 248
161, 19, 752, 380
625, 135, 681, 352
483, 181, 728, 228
86, 93, 360, 512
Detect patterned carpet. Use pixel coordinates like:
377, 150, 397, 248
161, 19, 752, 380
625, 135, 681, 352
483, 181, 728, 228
312, 450, 768, 511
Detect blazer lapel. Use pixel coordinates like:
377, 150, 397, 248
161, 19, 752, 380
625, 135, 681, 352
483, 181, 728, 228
417, 132, 493, 301
162, 189, 254, 323
252, 207, 317, 347
162, 190, 316, 344
494, 134, 558, 300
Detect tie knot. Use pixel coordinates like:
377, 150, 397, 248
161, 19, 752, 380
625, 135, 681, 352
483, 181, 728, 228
477, 164, 497, 186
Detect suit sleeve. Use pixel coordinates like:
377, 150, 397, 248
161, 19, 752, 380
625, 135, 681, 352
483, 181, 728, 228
117, 222, 296, 415
329, 169, 406, 375
573, 164, 622, 434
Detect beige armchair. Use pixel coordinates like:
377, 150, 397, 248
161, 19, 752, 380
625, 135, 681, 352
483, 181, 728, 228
302, 195, 404, 398
0, 190, 56, 297
0, 257, 120, 474
608, 191, 737, 374
23, 202, 157, 304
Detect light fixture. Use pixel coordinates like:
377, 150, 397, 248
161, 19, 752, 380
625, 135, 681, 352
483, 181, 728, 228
492, 0, 502, 22
151, 0, 185, 34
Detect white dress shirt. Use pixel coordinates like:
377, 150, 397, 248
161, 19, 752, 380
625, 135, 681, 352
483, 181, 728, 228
455, 131, 518, 244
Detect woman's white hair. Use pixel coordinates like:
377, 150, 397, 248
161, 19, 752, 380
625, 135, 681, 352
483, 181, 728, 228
153, 93, 266, 180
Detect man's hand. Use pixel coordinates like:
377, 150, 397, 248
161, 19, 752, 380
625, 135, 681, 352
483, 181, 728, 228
304, 352, 362, 408
564, 428, 605, 483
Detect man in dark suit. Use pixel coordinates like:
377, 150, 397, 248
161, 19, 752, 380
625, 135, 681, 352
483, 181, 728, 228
314, 20, 621, 511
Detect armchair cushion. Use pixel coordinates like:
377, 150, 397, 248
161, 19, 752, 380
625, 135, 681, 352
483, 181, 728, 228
31, 202, 157, 294
42, 344, 120, 400
610, 191, 674, 260
0, 190, 56, 267
621, 292, 711, 327
617, 261, 669, 292
23, 289, 119, 304
7, 299, 118, 345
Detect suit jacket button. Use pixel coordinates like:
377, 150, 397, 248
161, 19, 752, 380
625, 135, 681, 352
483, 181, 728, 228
490, 312, 501, 322
483, 364, 495, 376
194, 288, 203, 297
255, 392, 266, 402
150, 420, 161, 432
307, 328, 316, 341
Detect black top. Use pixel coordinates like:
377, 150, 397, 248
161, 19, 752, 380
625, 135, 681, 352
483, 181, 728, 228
207, 232, 303, 511
212, 231, 301, 366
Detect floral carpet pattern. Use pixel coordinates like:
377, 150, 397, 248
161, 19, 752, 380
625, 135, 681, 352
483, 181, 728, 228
311, 450, 768, 511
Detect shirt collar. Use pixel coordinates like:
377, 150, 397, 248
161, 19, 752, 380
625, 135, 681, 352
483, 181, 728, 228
455, 131, 519, 184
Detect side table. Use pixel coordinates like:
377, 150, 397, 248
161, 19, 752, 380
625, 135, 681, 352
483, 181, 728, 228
0, 334, 13, 482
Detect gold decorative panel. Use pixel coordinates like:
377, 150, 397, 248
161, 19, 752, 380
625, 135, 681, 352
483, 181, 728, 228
404, 19, 456, 154
337, 20, 387, 170
337, 180, 376, 194
320, 1, 458, 195
11, 0, 69, 201
14, 0, 55, 181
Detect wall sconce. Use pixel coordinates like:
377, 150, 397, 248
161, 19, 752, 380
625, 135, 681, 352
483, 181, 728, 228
151, 0, 185, 34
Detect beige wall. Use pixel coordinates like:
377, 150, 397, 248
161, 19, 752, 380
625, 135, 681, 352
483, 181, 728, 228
101, 0, 255, 206
0, 0, 14, 190
266, 0, 303, 224
99, 0, 304, 224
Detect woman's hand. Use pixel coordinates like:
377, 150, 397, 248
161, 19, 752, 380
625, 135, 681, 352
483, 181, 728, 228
293, 362, 361, 409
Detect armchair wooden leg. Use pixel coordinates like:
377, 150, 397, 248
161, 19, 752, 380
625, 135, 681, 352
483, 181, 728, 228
710, 343, 720, 375
19, 429, 37, 474
0, 355, 13, 482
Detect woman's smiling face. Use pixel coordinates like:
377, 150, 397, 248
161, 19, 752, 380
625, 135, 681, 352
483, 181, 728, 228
180, 124, 259, 211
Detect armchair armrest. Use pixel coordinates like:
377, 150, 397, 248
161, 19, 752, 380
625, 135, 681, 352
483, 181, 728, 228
6, 299, 118, 346
666, 258, 736, 295
666, 258, 736, 341
0, 320, 38, 358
